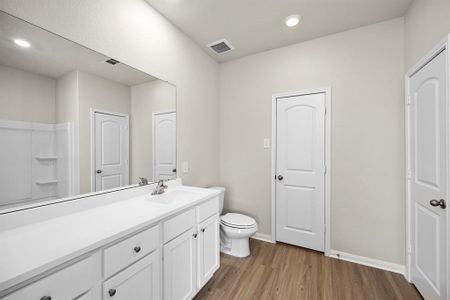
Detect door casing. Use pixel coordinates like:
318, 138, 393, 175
271, 87, 331, 256
405, 35, 450, 295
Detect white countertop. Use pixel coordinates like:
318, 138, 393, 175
0, 185, 220, 292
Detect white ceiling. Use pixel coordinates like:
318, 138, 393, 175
145, 0, 412, 62
0, 11, 156, 85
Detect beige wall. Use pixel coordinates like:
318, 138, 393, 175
56, 70, 79, 124
130, 80, 176, 183
78, 71, 131, 194
0, 0, 219, 187
219, 19, 405, 264
405, 0, 450, 70
0, 64, 56, 123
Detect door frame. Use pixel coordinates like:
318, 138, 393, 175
90, 108, 130, 192
405, 35, 450, 286
271, 87, 332, 255
152, 110, 177, 181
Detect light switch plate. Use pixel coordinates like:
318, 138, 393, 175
183, 161, 189, 173
263, 138, 270, 149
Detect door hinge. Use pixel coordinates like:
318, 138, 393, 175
324, 165, 327, 174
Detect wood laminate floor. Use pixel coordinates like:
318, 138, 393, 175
195, 239, 422, 300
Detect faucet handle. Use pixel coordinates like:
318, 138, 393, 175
158, 179, 168, 189
139, 177, 149, 186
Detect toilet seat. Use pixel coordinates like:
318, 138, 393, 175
220, 213, 256, 229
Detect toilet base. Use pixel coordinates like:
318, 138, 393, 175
220, 232, 251, 258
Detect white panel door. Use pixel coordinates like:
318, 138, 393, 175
276, 93, 326, 251
163, 227, 197, 300
94, 112, 129, 192
409, 49, 447, 300
154, 112, 176, 181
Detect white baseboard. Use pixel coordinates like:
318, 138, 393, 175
328, 249, 405, 275
251, 232, 275, 244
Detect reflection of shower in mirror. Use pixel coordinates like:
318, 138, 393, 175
0, 120, 78, 206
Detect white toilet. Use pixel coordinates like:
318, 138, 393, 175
210, 186, 258, 258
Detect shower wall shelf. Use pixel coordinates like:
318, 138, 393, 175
35, 180, 58, 185
35, 156, 58, 160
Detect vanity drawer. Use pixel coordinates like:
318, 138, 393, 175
163, 208, 196, 243
3, 257, 93, 300
197, 197, 219, 222
104, 224, 160, 278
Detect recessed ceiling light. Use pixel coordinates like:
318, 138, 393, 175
14, 39, 31, 48
285, 15, 301, 27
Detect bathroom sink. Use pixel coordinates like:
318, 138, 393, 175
146, 189, 200, 205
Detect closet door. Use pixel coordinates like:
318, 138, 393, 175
408, 49, 448, 300
275, 92, 326, 252
94, 111, 129, 192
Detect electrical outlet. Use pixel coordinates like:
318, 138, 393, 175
183, 161, 189, 173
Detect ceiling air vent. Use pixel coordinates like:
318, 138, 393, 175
207, 39, 234, 54
105, 58, 120, 65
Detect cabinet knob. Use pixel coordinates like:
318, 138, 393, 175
201, 228, 205, 232
193, 233, 198, 238
40, 297, 52, 300
134, 246, 141, 253
108, 288, 117, 297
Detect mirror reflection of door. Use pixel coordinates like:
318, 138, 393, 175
94, 111, 129, 192
153, 111, 176, 181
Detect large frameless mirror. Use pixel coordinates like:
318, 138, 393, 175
0, 11, 177, 211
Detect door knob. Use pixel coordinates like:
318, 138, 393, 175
108, 289, 117, 297
172, 168, 177, 173
96, 169, 102, 174
277, 175, 284, 181
430, 199, 446, 209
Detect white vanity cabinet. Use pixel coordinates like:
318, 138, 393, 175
197, 215, 220, 288
163, 197, 220, 300
103, 250, 161, 300
0, 188, 221, 300
163, 228, 198, 300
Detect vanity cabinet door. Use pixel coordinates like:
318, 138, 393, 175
163, 227, 197, 300
197, 215, 220, 288
103, 250, 160, 300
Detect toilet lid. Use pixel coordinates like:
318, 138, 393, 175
221, 213, 256, 228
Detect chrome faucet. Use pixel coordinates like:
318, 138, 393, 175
152, 180, 168, 195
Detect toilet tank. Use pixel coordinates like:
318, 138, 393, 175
209, 186, 225, 214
